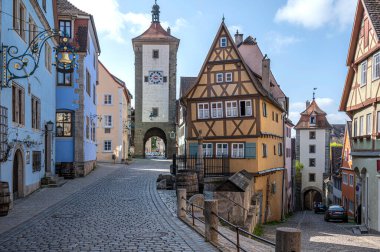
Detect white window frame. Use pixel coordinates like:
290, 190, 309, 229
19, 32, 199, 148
226, 101, 238, 117
211, 102, 223, 118
225, 72, 233, 82
104, 115, 113, 128
373, 53, 380, 81
359, 116, 364, 136
216, 143, 228, 157
342, 173, 348, 185
104, 94, 112, 105
262, 143, 267, 158
361, 60, 367, 86
349, 174, 354, 187
198, 103, 209, 119
103, 140, 112, 152
231, 143, 244, 158
239, 100, 252, 117
366, 113, 371, 135
220, 37, 227, 48
216, 73, 223, 83
203, 143, 213, 157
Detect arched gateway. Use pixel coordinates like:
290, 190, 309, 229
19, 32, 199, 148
132, 2, 179, 158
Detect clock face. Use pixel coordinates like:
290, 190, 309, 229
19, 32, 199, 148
149, 71, 163, 84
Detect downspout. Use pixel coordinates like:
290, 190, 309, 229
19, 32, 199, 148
281, 112, 286, 221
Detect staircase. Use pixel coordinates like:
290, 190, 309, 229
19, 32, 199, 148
41, 176, 67, 188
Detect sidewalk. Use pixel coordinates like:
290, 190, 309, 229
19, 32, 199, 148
0, 163, 123, 235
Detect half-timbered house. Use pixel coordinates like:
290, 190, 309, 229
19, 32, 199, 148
181, 21, 288, 223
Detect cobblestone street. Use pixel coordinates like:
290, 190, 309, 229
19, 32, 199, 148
262, 210, 380, 251
0, 160, 216, 252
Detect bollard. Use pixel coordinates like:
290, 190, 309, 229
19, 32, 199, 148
204, 199, 218, 243
275, 227, 301, 252
177, 189, 187, 218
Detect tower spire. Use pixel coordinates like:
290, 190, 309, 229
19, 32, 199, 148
152, 0, 160, 23
313, 87, 317, 100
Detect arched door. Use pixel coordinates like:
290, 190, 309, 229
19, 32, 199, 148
12, 150, 23, 199
143, 127, 167, 158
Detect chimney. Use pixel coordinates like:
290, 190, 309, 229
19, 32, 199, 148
167, 27, 171, 35
306, 100, 310, 108
262, 55, 270, 91
234, 30, 243, 45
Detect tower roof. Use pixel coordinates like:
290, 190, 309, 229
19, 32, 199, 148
295, 100, 332, 129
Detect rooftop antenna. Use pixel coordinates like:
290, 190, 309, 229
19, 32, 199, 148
313, 88, 317, 100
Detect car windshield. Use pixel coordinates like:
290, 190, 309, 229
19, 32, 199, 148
329, 206, 344, 211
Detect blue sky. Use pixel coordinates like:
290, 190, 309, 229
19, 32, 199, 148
70, 0, 357, 125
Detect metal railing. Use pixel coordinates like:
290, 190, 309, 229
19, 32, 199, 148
181, 196, 205, 226
217, 193, 250, 222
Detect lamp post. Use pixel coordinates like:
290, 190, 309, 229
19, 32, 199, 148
45, 121, 54, 175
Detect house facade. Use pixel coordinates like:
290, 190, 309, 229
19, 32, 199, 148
181, 22, 288, 223
339, 0, 380, 231
55, 0, 100, 177
295, 100, 331, 209
0, 0, 57, 202
96, 61, 131, 163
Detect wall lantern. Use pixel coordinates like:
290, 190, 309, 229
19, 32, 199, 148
169, 131, 175, 139
1, 29, 77, 87
46, 121, 54, 132
56, 125, 63, 137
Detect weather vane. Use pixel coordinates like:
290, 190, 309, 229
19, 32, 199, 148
313, 88, 317, 100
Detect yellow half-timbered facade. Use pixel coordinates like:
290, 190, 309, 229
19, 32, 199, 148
181, 21, 288, 223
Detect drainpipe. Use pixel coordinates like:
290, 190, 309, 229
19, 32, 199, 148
281, 113, 286, 221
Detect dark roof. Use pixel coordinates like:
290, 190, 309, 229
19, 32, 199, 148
180, 77, 197, 97
364, 0, 380, 39
57, 0, 88, 16
215, 170, 253, 192
295, 100, 332, 129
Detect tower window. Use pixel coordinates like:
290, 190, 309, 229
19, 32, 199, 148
220, 37, 227, 47
153, 50, 159, 59
152, 107, 158, 117
310, 116, 316, 125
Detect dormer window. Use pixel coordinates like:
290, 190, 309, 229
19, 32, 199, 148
310, 116, 316, 125
220, 37, 227, 48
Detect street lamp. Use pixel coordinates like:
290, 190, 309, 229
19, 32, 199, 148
56, 125, 63, 137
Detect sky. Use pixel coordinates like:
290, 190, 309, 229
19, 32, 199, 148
69, 0, 357, 125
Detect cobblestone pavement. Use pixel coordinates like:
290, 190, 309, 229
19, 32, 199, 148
0, 159, 217, 252
262, 210, 380, 251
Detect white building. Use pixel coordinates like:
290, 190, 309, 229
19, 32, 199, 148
295, 100, 331, 209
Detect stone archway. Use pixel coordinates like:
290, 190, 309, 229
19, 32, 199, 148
12, 149, 24, 199
301, 186, 323, 210
143, 127, 167, 158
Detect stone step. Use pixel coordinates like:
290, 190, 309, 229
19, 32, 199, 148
352, 225, 369, 235
41, 176, 67, 188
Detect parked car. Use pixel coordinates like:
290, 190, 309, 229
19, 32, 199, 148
314, 202, 327, 213
324, 205, 348, 222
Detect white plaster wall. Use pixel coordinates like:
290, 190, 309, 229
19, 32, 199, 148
299, 129, 327, 192
142, 44, 169, 123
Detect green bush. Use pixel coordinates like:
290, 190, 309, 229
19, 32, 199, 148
253, 224, 264, 236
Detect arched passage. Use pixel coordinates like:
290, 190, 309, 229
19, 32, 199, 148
302, 187, 323, 210
12, 149, 24, 199
143, 127, 167, 158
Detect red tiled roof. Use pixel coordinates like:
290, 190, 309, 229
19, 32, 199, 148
133, 23, 179, 42
57, 0, 88, 16
295, 100, 332, 129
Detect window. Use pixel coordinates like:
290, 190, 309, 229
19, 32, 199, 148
105, 128, 111, 134
216, 73, 223, 83
310, 115, 316, 125
104, 95, 112, 105
273, 145, 276, 155
104, 140, 112, 152
152, 107, 159, 117
366, 113, 371, 135
45, 44, 52, 73
309, 131, 316, 139
211, 102, 223, 118
163, 76, 167, 83
278, 143, 283, 156
29, 17, 37, 45
377, 111, 380, 133
86, 116, 90, 139
153, 50, 159, 59
42, 0, 46, 12
309, 158, 316, 167
14, 1, 26, 40
349, 174, 354, 187
309, 145, 315, 153
32, 151, 41, 172
93, 84, 96, 104
240, 100, 252, 117
361, 61, 367, 86
275, 113, 279, 123
57, 69, 72, 86
262, 144, 267, 157
59, 20, 71, 37
31, 96, 40, 130
359, 116, 364, 136
354, 118, 358, 137
198, 103, 209, 119
225, 72, 233, 82
232, 143, 244, 158
216, 143, 228, 157
309, 173, 315, 182
104, 115, 112, 128
272, 111, 275, 121
56, 112, 72, 137
203, 143, 213, 157
262, 102, 267, 117
373, 53, 380, 80
342, 173, 348, 185
91, 122, 96, 141
12, 83, 25, 125
86, 70, 91, 96
226, 101, 238, 117
220, 37, 227, 47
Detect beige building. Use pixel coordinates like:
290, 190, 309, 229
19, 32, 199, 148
97, 61, 132, 163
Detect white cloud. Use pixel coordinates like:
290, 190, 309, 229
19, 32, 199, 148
315, 97, 334, 108
228, 25, 243, 35
275, 0, 356, 29
265, 31, 300, 53
327, 113, 350, 124
69, 0, 187, 43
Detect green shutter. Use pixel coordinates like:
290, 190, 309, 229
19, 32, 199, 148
245, 142, 256, 158
189, 143, 198, 156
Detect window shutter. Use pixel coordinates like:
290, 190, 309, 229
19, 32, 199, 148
37, 100, 41, 130
144, 76, 148, 82
189, 143, 198, 157
245, 142, 256, 158
21, 89, 25, 125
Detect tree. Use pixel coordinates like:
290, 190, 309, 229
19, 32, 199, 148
295, 160, 304, 176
